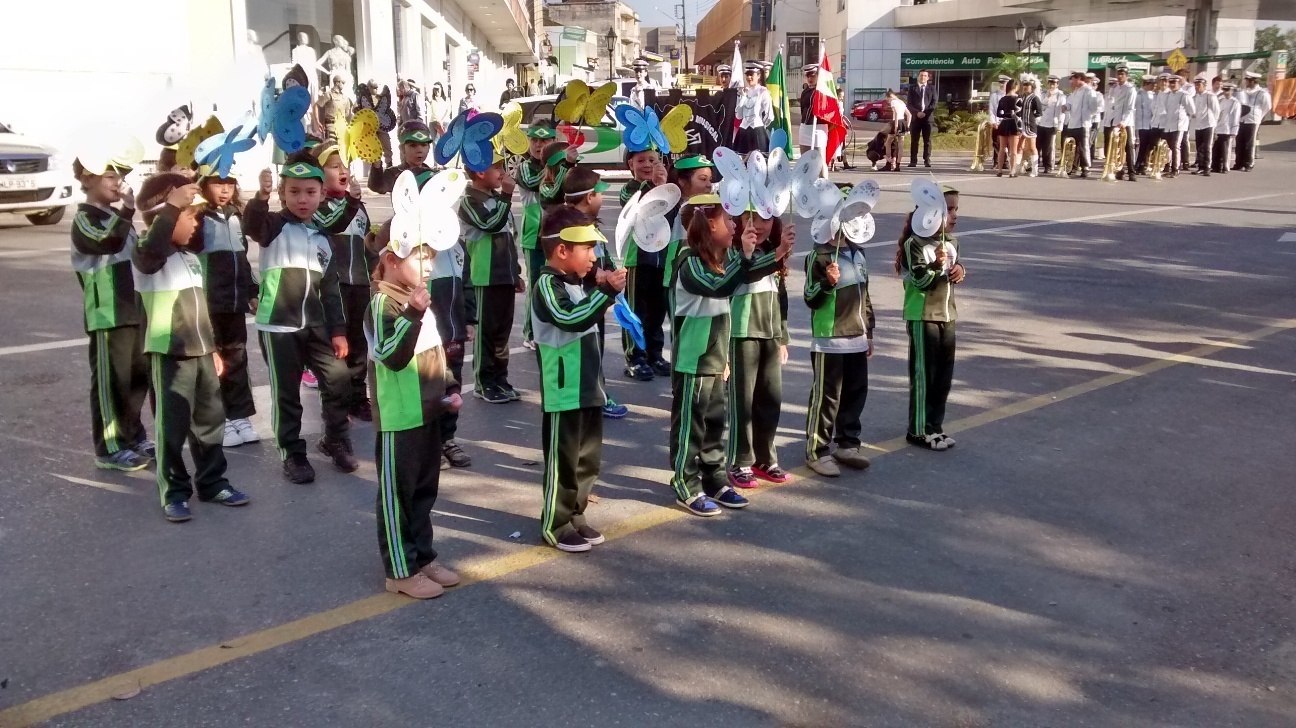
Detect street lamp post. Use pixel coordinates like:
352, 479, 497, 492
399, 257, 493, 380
605, 28, 617, 82
1015, 20, 1048, 57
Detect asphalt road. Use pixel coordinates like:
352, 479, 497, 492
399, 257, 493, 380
1, 128, 1294, 727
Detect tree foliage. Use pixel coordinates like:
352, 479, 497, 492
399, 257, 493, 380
1253, 25, 1296, 75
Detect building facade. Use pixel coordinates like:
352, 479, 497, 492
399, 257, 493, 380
643, 26, 696, 71
694, 0, 819, 71
544, 0, 642, 77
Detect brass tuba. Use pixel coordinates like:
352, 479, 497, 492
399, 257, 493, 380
1055, 136, 1076, 177
1100, 126, 1129, 182
1149, 139, 1170, 180
970, 121, 993, 171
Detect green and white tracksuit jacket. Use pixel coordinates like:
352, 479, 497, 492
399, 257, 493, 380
368, 162, 434, 195
365, 280, 458, 432
515, 157, 544, 253
671, 248, 780, 375
459, 187, 520, 287
314, 195, 373, 287
901, 233, 959, 322
730, 261, 789, 344
131, 206, 216, 357
243, 199, 346, 336
803, 243, 875, 341
71, 202, 141, 332
197, 205, 257, 315
531, 267, 617, 412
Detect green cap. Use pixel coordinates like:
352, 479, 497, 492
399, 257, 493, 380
399, 121, 433, 143
280, 161, 324, 181
527, 125, 556, 140
674, 155, 714, 170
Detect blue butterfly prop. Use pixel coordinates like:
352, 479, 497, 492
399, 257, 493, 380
195, 118, 257, 179
613, 292, 646, 352
257, 83, 311, 154
434, 109, 504, 172
769, 128, 789, 153
615, 105, 668, 153
257, 76, 276, 142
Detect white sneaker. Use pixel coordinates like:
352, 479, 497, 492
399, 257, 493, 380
233, 418, 261, 444
222, 421, 242, 448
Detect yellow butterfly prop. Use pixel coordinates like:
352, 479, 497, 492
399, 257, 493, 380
555, 80, 617, 127
335, 109, 383, 164
660, 104, 693, 153
176, 116, 224, 170
497, 102, 529, 156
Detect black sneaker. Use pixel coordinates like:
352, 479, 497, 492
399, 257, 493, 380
283, 452, 316, 484
554, 530, 592, 553
498, 382, 521, 401
318, 437, 360, 473
575, 524, 605, 545
475, 385, 510, 404
649, 357, 672, 377
442, 439, 472, 467
349, 399, 373, 422
624, 362, 654, 381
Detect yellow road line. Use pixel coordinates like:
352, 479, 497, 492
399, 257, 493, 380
4, 318, 1293, 727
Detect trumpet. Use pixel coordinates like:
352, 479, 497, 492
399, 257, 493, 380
970, 121, 993, 171
1055, 136, 1076, 177
1149, 139, 1170, 180
1101, 126, 1129, 182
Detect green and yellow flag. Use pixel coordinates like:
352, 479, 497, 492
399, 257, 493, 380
766, 47, 794, 156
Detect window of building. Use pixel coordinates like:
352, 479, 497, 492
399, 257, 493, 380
787, 33, 818, 72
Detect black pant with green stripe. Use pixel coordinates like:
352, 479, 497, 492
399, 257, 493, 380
521, 246, 546, 341
150, 353, 231, 506
88, 325, 150, 457
440, 345, 464, 442
540, 406, 602, 544
805, 351, 870, 461
670, 372, 728, 500
258, 327, 351, 458
907, 321, 956, 437
624, 265, 667, 364
473, 285, 515, 390
727, 338, 783, 469
341, 284, 372, 407
209, 312, 255, 421
376, 421, 441, 579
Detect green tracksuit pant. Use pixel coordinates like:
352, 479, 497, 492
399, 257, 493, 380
88, 325, 150, 456
670, 372, 727, 501
540, 406, 602, 545
473, 285, 515, 391
341, 283, 372, 408
521, 246, 546, 341
376, 421, 442, 579
907, 321, 956, 438
150, 353, 230, 506
727, 338, 783, 469
210, 312, 255, 421
805, 351, 869, 460
258, 327, 351, 459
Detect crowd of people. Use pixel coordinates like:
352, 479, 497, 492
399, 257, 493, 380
68, 70, 969, 600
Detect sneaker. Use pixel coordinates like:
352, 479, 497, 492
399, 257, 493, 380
420, 561, 461, 587
205, 487, 250, 506
233, 418, 260, 444
712, 485, 750, 509
441, 454, 450, 470
385, 573, 444, 599
832, 446, 872, 470
624, 362, 654, 381
676, 494, 722, 517
649, 357, 672, 377
95, 449, 149, 472
728, 466, 757, 489
473, 385, 510, 404
554, 530, 592, 553
442, 439, 472, 467
317, 437, 360, 473
133, 439, 157, 460
906, 432, 953, 451
163, 501, 192, 523
806, 455, 841, 477
302, 370, 318, 389
602, 397, 629, 419
522, 339, 537, 351
575, 524, 605, 545
498, 382, 521, 401
282, 452, 316, 484
751, 464, 790, 484
350, 398, 373, 422
223, 421, 243, 448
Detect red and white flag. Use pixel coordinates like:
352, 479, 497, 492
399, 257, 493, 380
810, 42, 848, 162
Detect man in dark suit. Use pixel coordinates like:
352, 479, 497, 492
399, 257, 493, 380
907, 69, 936, 167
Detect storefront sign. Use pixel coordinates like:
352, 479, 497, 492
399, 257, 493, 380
1087, 52, 1157, 69
900, 53, 1048, 71
562, 27, 588, 42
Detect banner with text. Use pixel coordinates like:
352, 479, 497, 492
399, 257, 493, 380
901, 53, 1049, 71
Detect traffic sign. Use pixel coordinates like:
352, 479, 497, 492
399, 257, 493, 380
1166, 48, 1188, 73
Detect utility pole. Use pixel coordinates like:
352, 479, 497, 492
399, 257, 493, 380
675, 2, 688, 71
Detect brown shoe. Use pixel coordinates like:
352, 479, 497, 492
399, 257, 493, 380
831, 447, 872, 470
420, 561, 461, 588
384, 573, 444, 599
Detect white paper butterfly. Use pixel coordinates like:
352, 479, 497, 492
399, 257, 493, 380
389, 169, 468, 255
713, 147, 792, 219
614, 184, 682, 266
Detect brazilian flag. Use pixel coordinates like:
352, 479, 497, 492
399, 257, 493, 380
765, 48, 794, 157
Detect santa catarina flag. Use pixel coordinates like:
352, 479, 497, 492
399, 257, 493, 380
811, 43, 848, 161
765, 47, 793, 156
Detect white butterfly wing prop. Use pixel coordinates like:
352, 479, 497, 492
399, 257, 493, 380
629, 184, 681, 253
840, 179, 881, 218
387, 170, 423, 257
614, 190, 642, 267
745, 151, 776, 219
790, 148, 824, 218
712, 146, 751, 217
912, 204, 945, 238
911, 178, 946, 215
841, 212, 876, 244
765, 147, 793, 216
810, 178, 841, 220
419, 169, 468, 251
811, 208, 842, 245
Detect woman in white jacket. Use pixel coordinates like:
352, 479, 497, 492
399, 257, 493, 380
1212, 82, 1242, 174
734, 60, 774, 156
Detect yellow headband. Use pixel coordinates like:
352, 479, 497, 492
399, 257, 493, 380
542, 224, 606, 245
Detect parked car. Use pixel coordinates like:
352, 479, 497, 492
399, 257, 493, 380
515, 94, 629, 168
850, 99, 895, 123
0, 121, 77, 225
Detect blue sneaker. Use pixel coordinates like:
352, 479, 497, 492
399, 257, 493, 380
602, 397, 629, 419
676, 494, 721, 517
132, 439, 157, 460
205, 488, 250, 507
163, 501, 192, 522
95, 450, 149, 472
712, 486, 750, 509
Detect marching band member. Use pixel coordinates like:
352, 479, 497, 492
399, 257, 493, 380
1037, 75, 1066, 174
1101, 77, 1117, 162
734, 60, 774, 155
987, 75, 1007, 168
1213, 82, 1242, 174
1107, 66, 1137, 181
1158, 74, 1195, 178
1062, 71, 1098, 178
1177, 72, 1195, 170
1191, 75, 1220, 177
716, 64, 733, 89
1235, 72, 1271, 171
1087, 73, 1105, 162
629, 59, 660, 110
1133, 76, 1156, 174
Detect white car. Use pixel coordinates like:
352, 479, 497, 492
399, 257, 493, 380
0, 121, 77, 225
514, 94, 629, 169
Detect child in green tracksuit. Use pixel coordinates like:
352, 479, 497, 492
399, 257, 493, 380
312, 141, 374, 421
669, 195, 775, 517
663, 154, 715, 290
726, 211, 794, 488
70, 157, 153, 471
367, 120, 435, 194
803, 227, 876, 478
531, 207, 625, 552
133, 174, 250, 522
243, 151, 356, 484
195, 174, 260, 449
898, 187, 965, 451
367, 235, 463, 600
459, 158, 522, 405
516, 123, 556, 345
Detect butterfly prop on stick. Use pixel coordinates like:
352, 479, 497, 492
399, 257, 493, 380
809, 179, 881, 248
176, 116, 224, 170
555, 80, 617, 127
909, 178, 953, 268
712, 147, 793, 220
388, 168, 469, 255
356, 85, 397, 132
194, 115, 258, 179
614, 184, 681, 269
77, 133, 146, 176
155, 105, 193, 147
614, 104, 693, 154
435, 109, 504, 172
789, 147, 828, 219
335, 109, 384, 165
497, 102, 530, 157
256, 70, 312, 154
